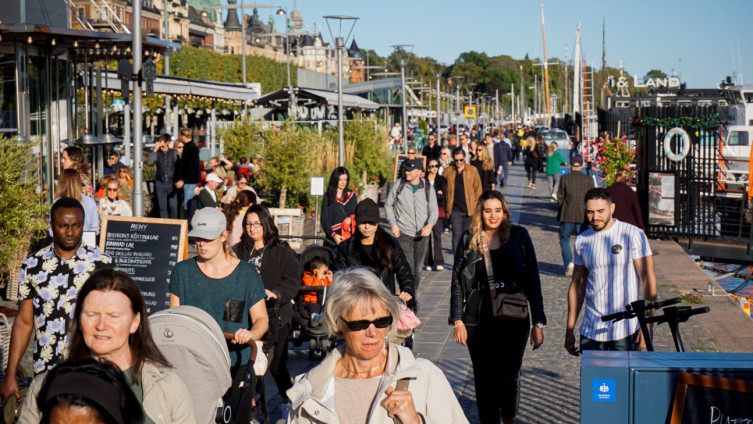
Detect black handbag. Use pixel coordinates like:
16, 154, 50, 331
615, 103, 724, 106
481, 232, 530, 321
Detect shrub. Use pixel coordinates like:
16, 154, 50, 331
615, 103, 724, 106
593, 134, 636, 186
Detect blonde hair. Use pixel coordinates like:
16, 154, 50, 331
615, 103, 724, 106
476, 146, 494, 171
180, 127, 192, 139
467, 191, 512, 254
56, 169, 83, 202
548, 142, 558, 154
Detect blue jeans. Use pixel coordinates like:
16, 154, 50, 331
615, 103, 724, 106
182, 183, 197, 212
559, 222, 583, 266
155, 180, 178, 219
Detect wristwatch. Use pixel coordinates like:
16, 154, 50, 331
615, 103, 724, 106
534, 322, 545, 329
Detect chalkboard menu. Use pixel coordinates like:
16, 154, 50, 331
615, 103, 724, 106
670, 372, 753, 424
393, 153, 427, 181
99, 216, 187, 314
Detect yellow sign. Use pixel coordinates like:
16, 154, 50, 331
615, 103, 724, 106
464, 106, 476, 118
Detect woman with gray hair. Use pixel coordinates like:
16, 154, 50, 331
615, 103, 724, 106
286, 268, 468, 424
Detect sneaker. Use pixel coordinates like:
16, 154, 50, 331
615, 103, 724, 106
435, 265, 444, 271
424, 265, 433, 271
531, 184, 536, 189
565, 262, 575, 277
527, 180, 532, 187
552, 193, 558, 201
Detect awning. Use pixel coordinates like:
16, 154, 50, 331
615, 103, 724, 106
100, 70, 261, 102
252, 87, 380, 109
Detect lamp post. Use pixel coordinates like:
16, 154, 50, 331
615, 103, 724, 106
435, 71, 441, 132
453, 75, 464, 137
324, 15, 359, 167
133, 0, 144, 216
391, 44, 413, 153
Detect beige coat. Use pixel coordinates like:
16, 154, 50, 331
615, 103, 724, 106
19, 361, 197, 424
442, 163, 483, 217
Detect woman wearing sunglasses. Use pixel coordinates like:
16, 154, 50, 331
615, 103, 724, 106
423, 159, 446, 272
287, 268, 468, 424
97, 175, 133, 217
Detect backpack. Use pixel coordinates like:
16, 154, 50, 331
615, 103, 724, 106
394, 179, 432, 204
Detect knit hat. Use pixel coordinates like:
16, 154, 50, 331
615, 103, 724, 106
355, 199, 380, 224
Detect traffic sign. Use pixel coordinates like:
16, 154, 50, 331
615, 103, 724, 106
464, 106, 476, 118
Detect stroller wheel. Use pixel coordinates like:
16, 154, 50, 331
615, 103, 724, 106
308, 339, 317, 361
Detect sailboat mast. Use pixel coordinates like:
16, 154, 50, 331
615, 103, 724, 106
541, 4, 551, 124
572, 23, 581, 115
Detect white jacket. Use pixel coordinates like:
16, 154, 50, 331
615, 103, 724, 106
286, 343, 469, 424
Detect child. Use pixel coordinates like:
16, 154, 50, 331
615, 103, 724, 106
301, 257, 332, 325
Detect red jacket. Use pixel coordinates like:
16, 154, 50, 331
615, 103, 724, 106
301, 271, 331, 304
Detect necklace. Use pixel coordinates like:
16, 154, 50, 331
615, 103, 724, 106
340, 350, 387, 377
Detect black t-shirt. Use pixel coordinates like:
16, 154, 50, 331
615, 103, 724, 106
453, 170, 467, 214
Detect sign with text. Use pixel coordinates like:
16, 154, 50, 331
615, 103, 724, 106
393, 153, 427, 182
100, 216, 187, 314
670, 372, 753, 424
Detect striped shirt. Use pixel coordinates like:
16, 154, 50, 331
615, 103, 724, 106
574, 219, 652, 341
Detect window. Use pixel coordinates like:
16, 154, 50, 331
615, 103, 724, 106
727, 131, 750, 147
697, 100, 712, 107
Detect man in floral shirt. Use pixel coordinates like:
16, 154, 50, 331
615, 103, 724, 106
0, 198, 111, 402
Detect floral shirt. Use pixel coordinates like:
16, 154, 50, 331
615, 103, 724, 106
17, 243, 111, 374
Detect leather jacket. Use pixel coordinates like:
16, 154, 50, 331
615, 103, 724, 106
450, 225, 547, 325
335, 233, 416, 298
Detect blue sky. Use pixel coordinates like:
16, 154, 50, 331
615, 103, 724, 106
247, 0, 753, 88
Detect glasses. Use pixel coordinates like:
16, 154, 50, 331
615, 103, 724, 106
454, 159, 465, 163
340, 315, 393, 331
107, 188, 119, 192
428, 165, 438, 169
408, 151, 416, 155
245, 222, 263, 229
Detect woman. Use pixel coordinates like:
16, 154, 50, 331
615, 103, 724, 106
523, 136, 539, 188
287, 268, 469, 424
438, 147, 452, 175
535, 135, 548, 172
225, 190, 257, 246
117, 166, 134, 208
451, 190, 546, 424
320, 167, 358, 245
61, 146, 92, 196
98, 175, 133, 217
56, 168, 99, 234
471, 145, 496, 192
335, 198, 415, 304
423, 158, 446, 272
170, 207, 269, 424
222, 173, 258, 205
20, 269, 197, 424
607, 169, 645, 229
36, 358, 143, 424
233, 204, 301, 415
545, 142, 568, 201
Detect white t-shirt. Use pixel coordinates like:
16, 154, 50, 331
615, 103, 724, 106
574, 219, 652, 341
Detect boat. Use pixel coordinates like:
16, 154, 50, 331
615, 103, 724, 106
717, 85, 753, 202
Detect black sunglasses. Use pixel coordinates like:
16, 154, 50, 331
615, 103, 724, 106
340, 315, 393, 331
428, 165, 438, 169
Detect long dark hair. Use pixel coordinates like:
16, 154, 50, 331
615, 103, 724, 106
38, 358, 144, 424
357, 224, 397, 271
325, 167, 351, 205
234, 204, 287, 261
468, 190, 512, 254
68, 269, 171, 380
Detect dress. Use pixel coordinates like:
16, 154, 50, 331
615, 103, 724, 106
286, 343, 469, 424
574, 219, 651, 342
20, 361, 197, 424
450, 226, 546, 423
320, 191, 358, 242
17, 243, 111, 374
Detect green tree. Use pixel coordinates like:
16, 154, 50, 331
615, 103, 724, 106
219, 118, 264, 161
645, 69, 668, 80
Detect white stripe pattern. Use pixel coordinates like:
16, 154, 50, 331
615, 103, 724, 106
574, 220, 652, 341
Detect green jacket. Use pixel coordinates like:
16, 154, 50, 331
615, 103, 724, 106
545, 150, 568, 176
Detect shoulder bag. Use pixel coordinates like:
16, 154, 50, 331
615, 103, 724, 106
481, 231, 529, 320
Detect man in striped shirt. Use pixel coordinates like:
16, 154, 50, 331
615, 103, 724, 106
565, 188, 657, 355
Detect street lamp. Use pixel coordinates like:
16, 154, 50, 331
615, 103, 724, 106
323, 14, 359, 167
391, 44, 413, 153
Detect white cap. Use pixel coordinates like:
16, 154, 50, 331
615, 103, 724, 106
205, 173, 223, 184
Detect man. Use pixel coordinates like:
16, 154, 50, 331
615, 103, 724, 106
556, 155, 594, 277
103, 152, 124, 175
147, 134, 179, 218
197, 173, 223, 209
459, 133, 471, 163
385, 159, 438, 288
0, 198, 111, 401
493, 133, 513, 189
174, 128, 201, 216
397, 147, 419, 179
565, 188, 657, 354
421, 133, 441, 161
389, 123, 402, 146
208, 155, 233, 172
442, 147, 482, 252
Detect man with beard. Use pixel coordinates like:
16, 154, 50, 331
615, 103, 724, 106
564, 188, 657, 355
0, 198, 111, 402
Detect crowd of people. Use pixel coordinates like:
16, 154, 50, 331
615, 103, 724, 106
0, 123, 657, 424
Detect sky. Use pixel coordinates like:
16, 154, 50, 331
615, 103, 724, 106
237, 0, 753, 89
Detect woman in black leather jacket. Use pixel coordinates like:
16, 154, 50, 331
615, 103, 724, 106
450, 190, 546, 424
334, 198, 415, 304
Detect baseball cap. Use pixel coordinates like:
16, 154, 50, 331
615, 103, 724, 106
205, 173, 223, 184
355, 198, 380, 224
571, 155, 584, 166
404, 159, 422, 171
187, 208, 226, 240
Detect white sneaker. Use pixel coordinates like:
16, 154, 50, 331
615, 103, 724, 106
552, 193, 558, 201
424, 265, 433, 271
565, 262, 575, 277
435, 265, 444, 271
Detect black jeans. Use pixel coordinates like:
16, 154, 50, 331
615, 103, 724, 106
467, 292, 530, 423
525, 161, 537, 184
450, 212, 473, 253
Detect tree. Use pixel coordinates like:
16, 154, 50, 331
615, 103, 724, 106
645, 69, 668, 80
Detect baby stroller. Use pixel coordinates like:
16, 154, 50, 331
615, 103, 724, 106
290, 245, 338, 360
149, 305, 270, 424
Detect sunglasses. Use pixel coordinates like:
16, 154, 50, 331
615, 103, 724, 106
340, 315, 393, 331
107, 188, 119, 192
454, 159, 465, 163
428, 165, 438, 169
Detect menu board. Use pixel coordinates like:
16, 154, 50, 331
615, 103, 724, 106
670, 372, 753, 424
99, 216, 187, 314
393, 154, 427, 181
